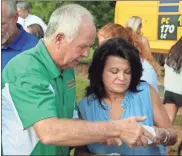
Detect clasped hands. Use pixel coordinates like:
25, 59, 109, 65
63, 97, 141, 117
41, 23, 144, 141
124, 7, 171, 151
100, 116, 169, 148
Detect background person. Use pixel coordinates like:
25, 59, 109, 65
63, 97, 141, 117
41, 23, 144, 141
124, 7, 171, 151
1, 0, 38, 70
17, 1, 47, 33
2, 4, 153, 155
26, 23, 44, 39
126, 16, 151, 56
164, 37, 182, 124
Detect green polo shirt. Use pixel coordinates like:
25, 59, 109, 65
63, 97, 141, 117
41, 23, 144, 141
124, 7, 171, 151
2, 40, 76, 155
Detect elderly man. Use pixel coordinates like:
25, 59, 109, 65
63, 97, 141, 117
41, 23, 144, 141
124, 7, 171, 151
17, 1, 47, 33
2, 4, 154, 155
1, 0, 38, 70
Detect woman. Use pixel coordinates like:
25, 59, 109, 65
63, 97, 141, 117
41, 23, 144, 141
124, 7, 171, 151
97, 23, 161, 92
164, 37, 182, 123
126, 16, 151, 55
75, 38, 177, 155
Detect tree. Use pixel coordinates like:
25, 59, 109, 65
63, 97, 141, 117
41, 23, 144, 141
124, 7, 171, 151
29, 1, 115, 48
30, 1, 115, 30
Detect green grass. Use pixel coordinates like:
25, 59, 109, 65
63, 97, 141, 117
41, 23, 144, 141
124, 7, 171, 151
70, 148, 75, 156
75, 76, 89, 102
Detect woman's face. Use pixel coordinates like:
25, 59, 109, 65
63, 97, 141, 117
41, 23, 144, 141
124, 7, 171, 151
136, 25, 142, 36
98, 35, 109, 46
102, 56, 132, 95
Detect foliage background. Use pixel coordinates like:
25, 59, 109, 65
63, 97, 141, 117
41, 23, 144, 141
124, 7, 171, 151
29, 1, 115, 29
28, 1, 115, 48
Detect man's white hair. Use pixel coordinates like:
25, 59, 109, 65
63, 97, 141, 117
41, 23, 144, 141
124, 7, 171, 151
126, 16, 142, 32
2, 0, 17, 16
44, 4, 95, 42
16, 1, 31, 11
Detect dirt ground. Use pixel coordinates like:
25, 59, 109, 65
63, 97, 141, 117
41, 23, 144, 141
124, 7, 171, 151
168, 124, 182, 155
75, 63, 182, 155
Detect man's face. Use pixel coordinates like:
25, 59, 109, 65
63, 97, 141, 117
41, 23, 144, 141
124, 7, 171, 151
53, 22, 96, 69
1, 2, 18, 46
17, 8, 28, 19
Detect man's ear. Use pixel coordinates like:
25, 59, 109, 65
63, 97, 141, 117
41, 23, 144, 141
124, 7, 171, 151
55, 33, 65, 46
15, 12, 19, 23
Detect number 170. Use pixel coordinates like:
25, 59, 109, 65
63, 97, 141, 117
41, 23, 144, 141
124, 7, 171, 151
161, 24, 175, 33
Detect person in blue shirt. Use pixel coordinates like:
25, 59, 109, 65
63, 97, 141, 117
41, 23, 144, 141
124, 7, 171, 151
2, 0, 38, 70
96, 23, 167, 155
97, 23, 160, 92
75, 38, 177, 156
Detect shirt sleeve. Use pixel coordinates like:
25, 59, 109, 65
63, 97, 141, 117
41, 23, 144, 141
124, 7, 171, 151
7, 73, 57, 129
78, 98, 90, 120
141, 68, 158, 92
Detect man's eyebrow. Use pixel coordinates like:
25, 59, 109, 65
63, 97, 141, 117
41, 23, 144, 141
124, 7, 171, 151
79, 44, 93, 48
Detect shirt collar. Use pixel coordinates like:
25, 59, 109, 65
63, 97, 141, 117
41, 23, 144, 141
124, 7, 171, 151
3, 23, 25, 50
36, 39, 61, 79
24, 14, 31, 22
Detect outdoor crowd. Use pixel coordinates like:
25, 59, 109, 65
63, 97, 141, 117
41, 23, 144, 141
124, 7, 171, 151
1, 1, 182, 156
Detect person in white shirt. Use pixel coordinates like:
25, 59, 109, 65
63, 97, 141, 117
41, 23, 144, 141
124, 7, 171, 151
17, 1, 47, 33
164, 37, 182, 124
126, 16, 152, 57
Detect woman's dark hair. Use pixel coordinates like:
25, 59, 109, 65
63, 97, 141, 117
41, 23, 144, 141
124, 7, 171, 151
27, 24, 44, 39
86, 37, 143, 104
166, 37, 182, 73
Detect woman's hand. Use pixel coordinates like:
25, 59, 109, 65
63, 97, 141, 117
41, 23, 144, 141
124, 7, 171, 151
153, 127, 177, 146
153, 127, 168, 145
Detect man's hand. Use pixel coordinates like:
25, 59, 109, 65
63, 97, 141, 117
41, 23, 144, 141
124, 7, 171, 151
100, 138, 122, 146
114, 116, 155, 148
